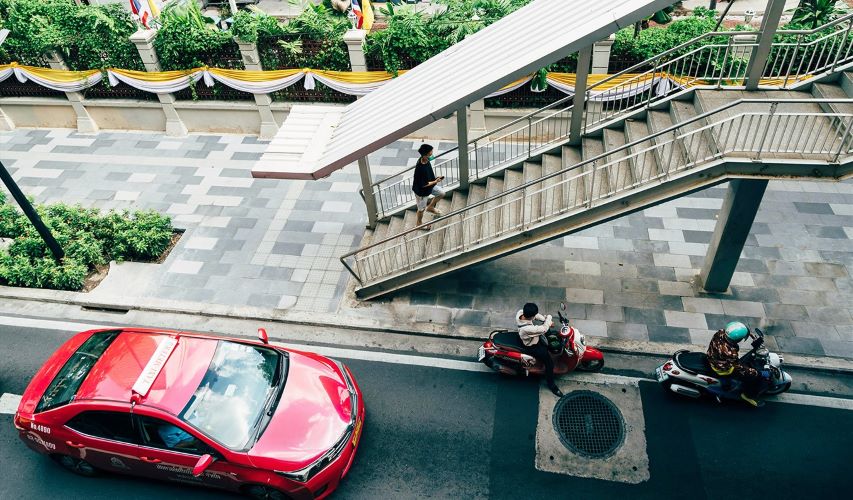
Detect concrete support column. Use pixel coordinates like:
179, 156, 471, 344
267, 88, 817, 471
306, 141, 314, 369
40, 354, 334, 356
456, 106, 469, 189
745, 0, 787, 90
344, 28, 378, 228
130, 29, 187, 137
0, 107, 15, 131
569, 45, 593, 145
45, 51, 98, 133
236, 38, 279, 140
591, 34, 615, 74
700, 179, 769, 292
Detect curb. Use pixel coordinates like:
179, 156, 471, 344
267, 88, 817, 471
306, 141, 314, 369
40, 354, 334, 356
1, 284, 852, 375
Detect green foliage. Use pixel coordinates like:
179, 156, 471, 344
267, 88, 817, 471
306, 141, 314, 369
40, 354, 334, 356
0, 198, 174, 291
153, 0, 240, 70
790, 0, 848, 30
612, 11, 719, 62
0, 0, 143, 70
231, 10, 286, 44
257, 6, 349, 71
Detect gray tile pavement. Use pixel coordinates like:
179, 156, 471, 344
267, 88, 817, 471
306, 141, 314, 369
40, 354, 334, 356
2, 128, 853, 360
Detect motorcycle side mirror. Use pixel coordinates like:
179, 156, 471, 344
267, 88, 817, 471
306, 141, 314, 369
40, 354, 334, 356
258, 328, 269, 344
192, 454, 214, 477
560, 302, 567, 311
754, 328, 763, 337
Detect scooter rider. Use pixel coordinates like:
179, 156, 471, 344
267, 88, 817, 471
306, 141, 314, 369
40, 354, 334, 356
517, 303, 563, 397
706, 321, 771, 407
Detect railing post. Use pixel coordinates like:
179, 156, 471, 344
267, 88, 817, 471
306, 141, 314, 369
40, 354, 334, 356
44, 50, 98, 133
754, 102, 778, 157
457, 107, 470, 189
831, 21, 853, 73
745, 0, 787, 90
130, 29, 187, 137
569, 44, 593, 146
235, 37, 279, 140
833, 116, 853, 162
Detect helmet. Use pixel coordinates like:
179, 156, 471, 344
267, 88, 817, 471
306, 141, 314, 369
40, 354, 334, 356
724, 321, 749, 342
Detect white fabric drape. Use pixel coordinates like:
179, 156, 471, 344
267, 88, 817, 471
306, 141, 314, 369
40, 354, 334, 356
107, 69, 203, 94
14, 67, 102, 92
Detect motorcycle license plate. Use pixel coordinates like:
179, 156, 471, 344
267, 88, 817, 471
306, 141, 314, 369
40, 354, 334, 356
655, 366, 668, 381
477, 346, 486, 362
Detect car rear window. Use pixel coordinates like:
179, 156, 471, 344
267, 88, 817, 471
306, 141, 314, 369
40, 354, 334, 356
36, 330, 122, 413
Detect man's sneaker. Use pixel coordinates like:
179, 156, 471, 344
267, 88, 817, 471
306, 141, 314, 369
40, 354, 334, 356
740, 393, 764, 407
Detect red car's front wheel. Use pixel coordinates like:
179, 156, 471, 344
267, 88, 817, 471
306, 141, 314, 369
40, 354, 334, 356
51, 454, 98, 477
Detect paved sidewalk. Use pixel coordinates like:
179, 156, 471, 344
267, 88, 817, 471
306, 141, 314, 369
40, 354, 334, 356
1, 128, 852, 361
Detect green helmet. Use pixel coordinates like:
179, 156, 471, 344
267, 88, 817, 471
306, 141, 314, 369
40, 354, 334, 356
725, 321, 749, 342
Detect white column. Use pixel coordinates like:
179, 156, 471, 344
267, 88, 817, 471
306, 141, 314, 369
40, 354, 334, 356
44, 51, 98, 133
235, 38, 279, 140
343, 29, 378, 228
129, 29, 187, 137
591, 34, 615, 74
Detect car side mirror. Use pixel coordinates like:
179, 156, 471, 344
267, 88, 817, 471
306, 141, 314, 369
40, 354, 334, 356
192, 454, 214, 477
258, 328, 269, 345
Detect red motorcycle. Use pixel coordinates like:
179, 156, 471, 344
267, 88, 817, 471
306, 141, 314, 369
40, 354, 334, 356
478, 305, 604, 376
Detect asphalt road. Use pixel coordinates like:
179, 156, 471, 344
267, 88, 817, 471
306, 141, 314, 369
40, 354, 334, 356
1, 321, 852, 500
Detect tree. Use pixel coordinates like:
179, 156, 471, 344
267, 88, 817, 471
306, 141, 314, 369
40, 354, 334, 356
791, 0, 847, 29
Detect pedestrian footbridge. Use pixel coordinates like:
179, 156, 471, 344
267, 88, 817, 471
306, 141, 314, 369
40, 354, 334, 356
257, 0, 853, 299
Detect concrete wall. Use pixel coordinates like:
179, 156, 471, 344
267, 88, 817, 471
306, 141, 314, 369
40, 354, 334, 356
0, 97, 553, 141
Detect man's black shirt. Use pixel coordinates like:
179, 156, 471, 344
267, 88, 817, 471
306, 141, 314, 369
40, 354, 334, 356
412, 159, 436, 197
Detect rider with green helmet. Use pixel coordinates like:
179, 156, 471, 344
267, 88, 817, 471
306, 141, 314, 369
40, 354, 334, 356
706, 321, 771, 407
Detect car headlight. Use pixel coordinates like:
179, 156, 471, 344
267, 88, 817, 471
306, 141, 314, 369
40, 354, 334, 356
276, 361, 357, 483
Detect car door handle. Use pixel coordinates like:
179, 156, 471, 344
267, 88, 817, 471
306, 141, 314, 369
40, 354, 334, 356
65, 441, 86, 449
139, 457, 162, 463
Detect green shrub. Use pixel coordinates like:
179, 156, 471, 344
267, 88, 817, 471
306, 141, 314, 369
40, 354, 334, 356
0, 203, 174, 291
154, 0, 241, 70
0, 0, 143, 70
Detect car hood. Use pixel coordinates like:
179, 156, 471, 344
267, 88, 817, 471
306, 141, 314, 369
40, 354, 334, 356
248, 350, 352, 471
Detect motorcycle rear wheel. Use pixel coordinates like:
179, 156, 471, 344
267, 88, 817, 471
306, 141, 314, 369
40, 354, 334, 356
577, 358, 604, 372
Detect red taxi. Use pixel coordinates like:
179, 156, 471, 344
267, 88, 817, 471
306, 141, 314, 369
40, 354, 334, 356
14, 327, 365, 500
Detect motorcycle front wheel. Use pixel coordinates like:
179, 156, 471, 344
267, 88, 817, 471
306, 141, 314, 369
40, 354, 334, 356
764, 381, 791, 395
577, 358, 604, 372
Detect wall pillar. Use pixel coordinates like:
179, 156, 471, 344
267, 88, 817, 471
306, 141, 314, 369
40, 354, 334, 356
0, 107, 15, 131
236, 38, 279, 140
45, 51, 98, 133
591, 34, 615, 74
130, 29, 187, 137
569, 45, 593, 145
700, 179, 769, 292
343, 28, 368, 71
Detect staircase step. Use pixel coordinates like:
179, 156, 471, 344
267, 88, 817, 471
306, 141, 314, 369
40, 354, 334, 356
646, 109, 688, 175
540, 154, 564, 217
443, 190, 468, 254
561, 145, 586, 209
502, 168, 525, 232
424, 195, 455, 260
481, 177, 505, 243
582, 137, 610, 199
839, 71, 853, 97
522, 161, 544, 224
624, 118, 661, 181
812, 82, 853, 146
463, 183, 487, 247
401, 209, 428, 265
669, 100, 718, 163
603, 127, 633, 192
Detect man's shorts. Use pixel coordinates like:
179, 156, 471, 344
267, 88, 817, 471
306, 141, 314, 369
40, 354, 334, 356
415, 185, 445, 211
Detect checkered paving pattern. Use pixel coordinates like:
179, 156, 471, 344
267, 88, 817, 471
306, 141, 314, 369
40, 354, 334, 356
2, 128, 852, 359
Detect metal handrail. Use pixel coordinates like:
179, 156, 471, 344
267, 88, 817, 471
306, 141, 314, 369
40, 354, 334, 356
342, 97, 853, 282
365, 11, 853, 219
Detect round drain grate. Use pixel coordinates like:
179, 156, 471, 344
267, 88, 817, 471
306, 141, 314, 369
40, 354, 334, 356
552, 390, 625, 459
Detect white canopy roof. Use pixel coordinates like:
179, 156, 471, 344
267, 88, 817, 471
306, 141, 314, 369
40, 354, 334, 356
255, 0, 675, 180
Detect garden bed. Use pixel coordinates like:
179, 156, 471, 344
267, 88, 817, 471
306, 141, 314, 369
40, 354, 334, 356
0, 191, 179, 292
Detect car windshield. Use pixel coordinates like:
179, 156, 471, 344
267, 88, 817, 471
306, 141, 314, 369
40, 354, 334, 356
36, 330, 122, 413
180, 341, 283, 450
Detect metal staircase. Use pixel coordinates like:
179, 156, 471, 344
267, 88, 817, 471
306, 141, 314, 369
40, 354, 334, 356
342, 14, 853, 299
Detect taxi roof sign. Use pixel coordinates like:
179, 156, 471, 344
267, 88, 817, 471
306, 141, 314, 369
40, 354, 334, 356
131, 336, 178, 399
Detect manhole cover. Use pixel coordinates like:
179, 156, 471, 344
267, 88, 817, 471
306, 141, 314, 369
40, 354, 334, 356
552, 390, 625, 458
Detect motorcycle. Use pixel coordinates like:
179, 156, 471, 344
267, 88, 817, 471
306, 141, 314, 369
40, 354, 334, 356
478, 304, 605, 376
655, 328, 792, 402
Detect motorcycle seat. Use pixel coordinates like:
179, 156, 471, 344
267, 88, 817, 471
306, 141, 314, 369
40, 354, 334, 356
492, 331, 526, 351
674, 351, 714, 375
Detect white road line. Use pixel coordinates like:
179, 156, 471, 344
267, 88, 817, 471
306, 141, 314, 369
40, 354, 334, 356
0, 393, 22, 414
1, 314, 853, 411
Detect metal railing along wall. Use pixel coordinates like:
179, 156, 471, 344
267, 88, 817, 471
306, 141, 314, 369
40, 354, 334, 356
342, 98, 853, 285
365, 12, 853, 220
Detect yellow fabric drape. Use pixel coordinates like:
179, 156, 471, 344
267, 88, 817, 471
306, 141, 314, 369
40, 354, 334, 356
110, 67, 201, 81
208, 67, 303, 82
311, 69, 396, 84
10, 64, 100, 83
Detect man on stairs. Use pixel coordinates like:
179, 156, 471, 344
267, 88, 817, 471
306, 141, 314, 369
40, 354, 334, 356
412, 143, 445, 231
